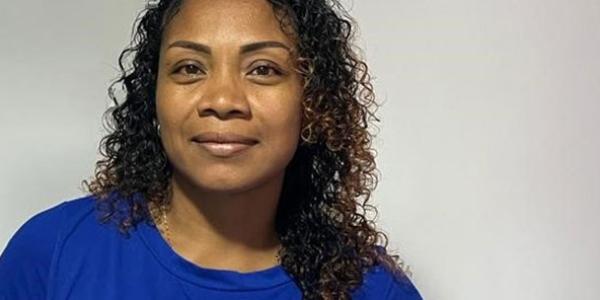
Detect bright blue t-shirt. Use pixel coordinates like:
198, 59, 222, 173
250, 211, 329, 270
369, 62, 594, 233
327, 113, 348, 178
0, 195, 422, 299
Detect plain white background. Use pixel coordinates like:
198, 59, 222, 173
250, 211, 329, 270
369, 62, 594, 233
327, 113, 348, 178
1, 0, 599, 299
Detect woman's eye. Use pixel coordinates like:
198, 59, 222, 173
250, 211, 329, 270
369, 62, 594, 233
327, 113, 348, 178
174, 64, 204, 77
249, 65, 283, 77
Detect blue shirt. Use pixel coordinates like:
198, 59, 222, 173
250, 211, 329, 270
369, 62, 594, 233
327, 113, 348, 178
0, 195, 422, 299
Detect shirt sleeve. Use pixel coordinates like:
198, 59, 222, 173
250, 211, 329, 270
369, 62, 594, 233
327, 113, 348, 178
0, 202, 66, 300
385, 273, 424, 300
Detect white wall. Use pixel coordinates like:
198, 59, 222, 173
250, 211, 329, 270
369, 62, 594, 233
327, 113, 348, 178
0, 0, 144, 246
2, 1, 599, 299
345, 0, 600, 299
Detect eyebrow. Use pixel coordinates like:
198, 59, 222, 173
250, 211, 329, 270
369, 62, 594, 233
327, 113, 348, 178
166, 40, 291, 55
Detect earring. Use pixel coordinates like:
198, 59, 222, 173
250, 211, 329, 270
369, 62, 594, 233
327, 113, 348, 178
156, 123, 161, 135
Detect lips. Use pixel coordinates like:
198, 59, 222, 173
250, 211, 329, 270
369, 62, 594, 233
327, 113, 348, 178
191, 132, 258, 145
191, 132, 258, 157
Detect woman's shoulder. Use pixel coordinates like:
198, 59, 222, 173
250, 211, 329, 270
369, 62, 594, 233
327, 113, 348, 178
4, 195, 96, 245
0, 195, 96, 297
352, 247, 424, 300
361, 264, 423, 300
1, 195, 96, 254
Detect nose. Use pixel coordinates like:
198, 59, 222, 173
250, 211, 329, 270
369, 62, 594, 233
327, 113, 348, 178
196, 68, 250, 120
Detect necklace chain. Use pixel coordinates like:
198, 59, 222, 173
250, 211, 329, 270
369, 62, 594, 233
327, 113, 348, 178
149, 201, 282, 263
150, 201, 172, 246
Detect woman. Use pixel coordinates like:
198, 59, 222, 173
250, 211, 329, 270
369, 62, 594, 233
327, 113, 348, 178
0, 0, 422, 299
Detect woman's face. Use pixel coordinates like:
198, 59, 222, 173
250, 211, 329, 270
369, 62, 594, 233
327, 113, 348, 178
155, 0, 303, 194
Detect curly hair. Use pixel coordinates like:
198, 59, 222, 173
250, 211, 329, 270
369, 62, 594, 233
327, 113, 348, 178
82, 0, 413, 299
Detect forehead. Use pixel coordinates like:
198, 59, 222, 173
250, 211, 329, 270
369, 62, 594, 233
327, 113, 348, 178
162, 0, 293, 47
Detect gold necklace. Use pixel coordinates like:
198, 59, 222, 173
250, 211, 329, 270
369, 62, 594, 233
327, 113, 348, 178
150, 201, 283, 265
149, 201, 172, 246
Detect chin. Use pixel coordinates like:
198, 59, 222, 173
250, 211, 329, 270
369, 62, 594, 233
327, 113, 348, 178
193, 178, 257, 194
186, 168, 275, 195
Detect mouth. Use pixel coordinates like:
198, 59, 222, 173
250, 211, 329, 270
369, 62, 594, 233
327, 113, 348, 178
191, 132, 258, 157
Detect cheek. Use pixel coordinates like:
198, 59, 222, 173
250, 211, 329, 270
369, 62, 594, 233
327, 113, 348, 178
155, 82, 196, 131
257, 81, 304, 130
257, 85, 303, 132
248, 82, 303, 154
261, 101, 303, 156
154, 85, 195, 161
258, 115, 301, 179
155, 80, 172, 127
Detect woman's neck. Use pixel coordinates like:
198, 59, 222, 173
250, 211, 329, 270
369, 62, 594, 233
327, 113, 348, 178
162, 172, 283, 271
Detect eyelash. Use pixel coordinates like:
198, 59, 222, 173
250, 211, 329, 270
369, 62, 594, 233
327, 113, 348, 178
174, 64, 203, 76
173, 64, 283, 78
250, 65, 284, 77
